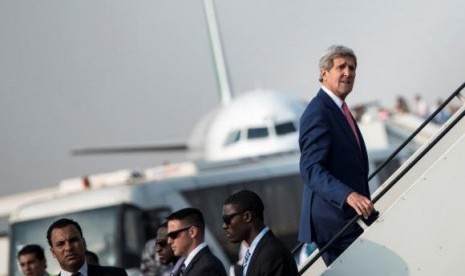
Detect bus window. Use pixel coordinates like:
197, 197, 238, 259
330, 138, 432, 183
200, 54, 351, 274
121, 206, 145, 269
140, 207, 172, 243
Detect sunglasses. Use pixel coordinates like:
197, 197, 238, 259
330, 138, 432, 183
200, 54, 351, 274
156, 240, 168, 247
222, 210, 247, 225
167, 225, 194, 240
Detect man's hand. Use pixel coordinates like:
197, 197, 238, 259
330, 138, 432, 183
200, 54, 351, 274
346, 192, 374, 219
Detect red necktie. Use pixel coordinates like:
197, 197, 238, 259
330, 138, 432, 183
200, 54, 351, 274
342, 101, 360, 147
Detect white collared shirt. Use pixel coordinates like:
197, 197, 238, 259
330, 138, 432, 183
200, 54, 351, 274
321, 85, 344, 112
243, 227, 270, 276
183, 242, 207, 269
59, 261, 88, 276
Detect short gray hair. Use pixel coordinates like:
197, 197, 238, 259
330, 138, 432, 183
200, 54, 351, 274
319, 45, 357, 82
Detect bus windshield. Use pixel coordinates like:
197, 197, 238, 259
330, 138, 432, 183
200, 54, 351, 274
10, 206, 120, 276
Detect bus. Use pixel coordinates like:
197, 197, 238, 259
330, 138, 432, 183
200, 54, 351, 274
8, 153, 305, 275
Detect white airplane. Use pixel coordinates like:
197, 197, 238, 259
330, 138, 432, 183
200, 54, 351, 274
71, 0, 306, 164
1, 1, 438, 275
71, 88, 306, 163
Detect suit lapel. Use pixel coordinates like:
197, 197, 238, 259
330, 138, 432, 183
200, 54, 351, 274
183, 246, 208, 275
246, 231, 271, 275
317, 90, 368, 172
318, 91, 359, 146
56, 265, 99, 276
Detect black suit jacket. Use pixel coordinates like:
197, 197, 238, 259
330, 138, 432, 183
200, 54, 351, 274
243, 231, 298, 276
183, 246, 227, 276
58, 264, 128, 276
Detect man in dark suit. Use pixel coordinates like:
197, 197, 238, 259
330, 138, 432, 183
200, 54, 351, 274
222, 190, 298, 276
166, 208, 226, 276
47, 218, 127, 276
298, 44, 375, 266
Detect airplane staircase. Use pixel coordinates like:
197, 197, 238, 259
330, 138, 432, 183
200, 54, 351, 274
299, 82, 465, 275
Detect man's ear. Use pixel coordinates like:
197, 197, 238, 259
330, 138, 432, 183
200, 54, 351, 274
320, 69, 327, 82
189, 226, 199, 239
50, 247, 57, 259
41, 259, 47, 269
244, 211, 253, 223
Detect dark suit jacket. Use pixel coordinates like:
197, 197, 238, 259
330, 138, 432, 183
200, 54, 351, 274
58, 264, 128, 276
183, 246, 227, 276
298, 89, 370, 243
243, 231, 298, 276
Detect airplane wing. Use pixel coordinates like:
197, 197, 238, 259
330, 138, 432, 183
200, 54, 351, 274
71, 143, 188, 155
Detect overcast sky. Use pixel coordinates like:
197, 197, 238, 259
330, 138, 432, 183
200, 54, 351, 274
1, 0, 464, 196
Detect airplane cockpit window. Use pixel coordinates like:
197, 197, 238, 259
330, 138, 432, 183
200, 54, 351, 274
247, 127, 269, 139
224, 130, 241, 146
275, 121, 297, 135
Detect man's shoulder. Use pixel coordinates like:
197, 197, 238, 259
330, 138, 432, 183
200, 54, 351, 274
188, 247, 226, 275
258, 232, 292, 255
196, 247, 223, 265
251, 233, 298, 275
302, 90, 332, 117
255, 232, 296, 264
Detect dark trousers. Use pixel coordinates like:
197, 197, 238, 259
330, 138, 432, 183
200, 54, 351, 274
315, 225, 363, 266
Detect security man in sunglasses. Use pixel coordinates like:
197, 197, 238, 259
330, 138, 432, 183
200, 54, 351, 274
222, 190, 298, 276
166, 208, 226, 276
154, 222, 185, 276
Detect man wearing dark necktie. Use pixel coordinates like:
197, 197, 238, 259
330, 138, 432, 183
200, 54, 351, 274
47, 218, 128, 276
166, 208, 226, 276
298, 45, 376, 266
222, 190, 298, 276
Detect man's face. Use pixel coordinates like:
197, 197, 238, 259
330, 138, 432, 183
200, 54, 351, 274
167, 220, 193, 257
222, 204, 248, 244
49, 225, 86, 272
18, 253, 46, 276
321, 56, 356, 100
156, 227, 176, 264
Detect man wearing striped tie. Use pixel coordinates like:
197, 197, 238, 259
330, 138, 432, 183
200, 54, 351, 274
222, 190, 298, 276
